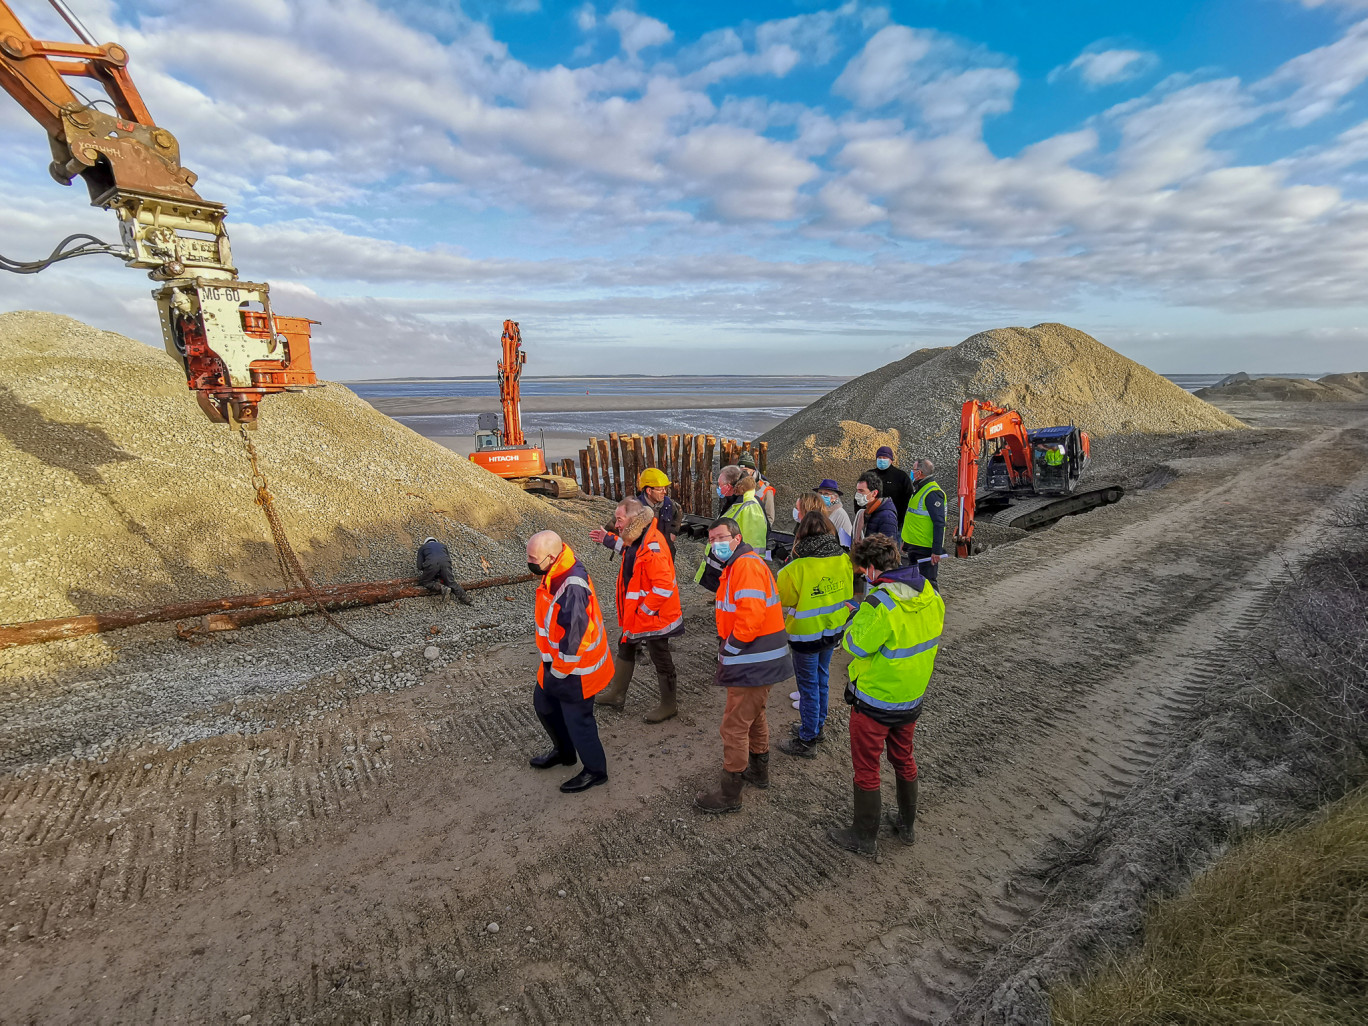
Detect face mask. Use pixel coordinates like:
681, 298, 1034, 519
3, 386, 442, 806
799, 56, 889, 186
855, 492, 869, 507
875, 458, 891, 470
528, 561, 546, 576
711, 540, 734, 561
792, 507, 801, 523
716, 485, 725, 498
821, 494, 836, 507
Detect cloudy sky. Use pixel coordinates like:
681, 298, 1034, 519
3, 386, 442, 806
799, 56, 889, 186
3, 0, 1368, 378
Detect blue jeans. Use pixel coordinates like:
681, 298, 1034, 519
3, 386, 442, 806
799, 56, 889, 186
791, 646, 833, 741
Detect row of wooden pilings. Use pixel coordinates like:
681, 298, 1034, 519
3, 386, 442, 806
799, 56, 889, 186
548, 433, 769, 514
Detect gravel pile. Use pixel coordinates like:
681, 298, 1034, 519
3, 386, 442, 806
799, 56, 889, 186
1197, 372, 1368, 402
760, 322, 1245, 498
0, 311, 602, 676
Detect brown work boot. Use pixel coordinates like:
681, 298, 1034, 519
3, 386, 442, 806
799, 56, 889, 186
888, 777, 917, 843
694, 770, 743, 813
643, 673, 677, 723
829, 785, 881, 857
741, 751, 769, 789
595, 655, 633, 710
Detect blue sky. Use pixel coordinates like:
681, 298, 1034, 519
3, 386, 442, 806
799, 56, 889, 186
3, 0, 1368, 378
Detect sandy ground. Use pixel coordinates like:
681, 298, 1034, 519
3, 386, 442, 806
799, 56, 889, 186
2, 402, 1367, 1025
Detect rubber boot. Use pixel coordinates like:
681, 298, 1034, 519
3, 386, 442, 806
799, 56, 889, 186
595, 653, 633, 710
643, 672, 678, 723
828, 785, 880, 857
694, 770, 744, 813
741, 751, 769, 789
889, 777, 917, 843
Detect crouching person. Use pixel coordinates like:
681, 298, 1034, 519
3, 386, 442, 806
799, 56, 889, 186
830, 534, 945, 856
416, 537, 471, 604
695, 519, 794, 813
526, 531, 613, 793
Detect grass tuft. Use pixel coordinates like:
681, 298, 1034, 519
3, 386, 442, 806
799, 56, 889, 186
1053, 786, 1368, 1025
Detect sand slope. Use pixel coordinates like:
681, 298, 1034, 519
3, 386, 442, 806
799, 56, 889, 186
1197, 373, 1368, 402
761, 322, 1244, 497
0, 311, 590, 625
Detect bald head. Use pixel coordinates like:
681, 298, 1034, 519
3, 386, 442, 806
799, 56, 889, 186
526, 530, 564, 570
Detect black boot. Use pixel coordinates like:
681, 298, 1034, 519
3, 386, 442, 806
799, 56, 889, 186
828, 785, 880, 857
694, 770, 744, 813
889, 777, 917, 843
529, 749, 576, 769
741, 752, 769, 789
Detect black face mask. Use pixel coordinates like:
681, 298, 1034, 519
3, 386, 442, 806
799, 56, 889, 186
528, 561, 546, 576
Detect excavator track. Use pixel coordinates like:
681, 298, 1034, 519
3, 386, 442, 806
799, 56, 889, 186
978, 484, 1125, 531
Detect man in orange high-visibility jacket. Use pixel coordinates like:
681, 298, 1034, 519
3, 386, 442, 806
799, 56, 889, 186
590, 498, 685, 723
695, 518, 794, 813
527, 531, 614, 793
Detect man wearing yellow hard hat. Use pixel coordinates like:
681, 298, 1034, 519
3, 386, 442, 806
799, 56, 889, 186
636, 467, 678, 556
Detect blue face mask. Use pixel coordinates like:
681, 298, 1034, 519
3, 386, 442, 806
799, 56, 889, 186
876, 458, 891, 470
821, 494, 836, 507
716, 485, 725, 498
711, 540, 733, 561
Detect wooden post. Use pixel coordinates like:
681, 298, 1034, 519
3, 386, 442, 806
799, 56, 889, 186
699, 435, 711, 516
596, 437, 612, 497
644, 434, 657, 469
579, 448, 592, 493
670, 434, 681, 492
631, 434, 645, 489
587, 438, 600, 496
656, 433, 668, 472
607, 432, 622, 500
679, 433, 694, 515
758, 441, 768, 475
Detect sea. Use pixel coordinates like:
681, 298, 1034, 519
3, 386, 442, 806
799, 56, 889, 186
344, 373, 1298, 443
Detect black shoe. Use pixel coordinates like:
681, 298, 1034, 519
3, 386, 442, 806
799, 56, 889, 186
778, 735, 819, 759
787, 722, 825, 743
530, 749, 575, 769
560, 769, 608, 793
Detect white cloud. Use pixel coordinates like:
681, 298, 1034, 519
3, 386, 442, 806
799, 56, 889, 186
605, 8, 673, 59
1051, 47, 1159, 88
1262, 17, 1368, 125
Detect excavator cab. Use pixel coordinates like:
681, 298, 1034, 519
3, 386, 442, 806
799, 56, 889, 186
473, 412, 502, 452
1025, 425, 1089, 494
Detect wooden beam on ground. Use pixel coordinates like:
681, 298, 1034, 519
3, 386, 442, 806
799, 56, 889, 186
0, 574, 538, 650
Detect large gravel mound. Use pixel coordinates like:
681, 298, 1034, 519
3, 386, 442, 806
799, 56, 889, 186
760, 322, 1245, 497
1197, 373, 1368, 402
0, 311, 590, 628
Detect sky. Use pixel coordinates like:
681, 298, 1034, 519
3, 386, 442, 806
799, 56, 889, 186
3, 0, 1368, 379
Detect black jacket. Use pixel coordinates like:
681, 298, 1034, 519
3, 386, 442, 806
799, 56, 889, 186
416, 539, 453, 588
866, 464, 914, 527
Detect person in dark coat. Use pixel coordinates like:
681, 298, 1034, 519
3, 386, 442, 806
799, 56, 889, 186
416, 537, 471, 604
865, 445, 914, 529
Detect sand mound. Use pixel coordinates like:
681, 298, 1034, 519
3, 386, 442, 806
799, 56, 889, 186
1196, 373, 1368, 402
0, 311, 590, 627
761, 323, 1245, 497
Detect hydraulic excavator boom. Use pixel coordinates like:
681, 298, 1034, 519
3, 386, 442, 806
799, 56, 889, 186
0, 0, 316, 425
498, 319, 528, 447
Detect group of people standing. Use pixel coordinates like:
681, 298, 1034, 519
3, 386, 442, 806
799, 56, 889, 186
518, 446, 947, 857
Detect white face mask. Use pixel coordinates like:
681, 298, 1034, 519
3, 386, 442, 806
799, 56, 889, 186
855, 491, 869, 507
792, 507, 801, 522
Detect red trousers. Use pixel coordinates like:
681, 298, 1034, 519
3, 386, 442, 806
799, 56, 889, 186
849, 709, 918, 791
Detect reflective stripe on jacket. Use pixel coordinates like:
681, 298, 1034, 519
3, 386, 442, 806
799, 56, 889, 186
842, 564, 945, 720
714, 544, 793, 687
534, 544, 615, 699
776, 551, 854, 651
901, 479, 946, 550
614, 518, 684, 642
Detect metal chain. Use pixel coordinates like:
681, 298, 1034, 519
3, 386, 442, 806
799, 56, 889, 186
239, 428, 387, 651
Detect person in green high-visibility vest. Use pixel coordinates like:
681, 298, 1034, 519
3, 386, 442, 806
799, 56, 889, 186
900, 459, 946, 589
695, 465, 770, 592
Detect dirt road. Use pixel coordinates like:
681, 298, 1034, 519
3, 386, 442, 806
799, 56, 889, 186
3, 404, 1367, 1025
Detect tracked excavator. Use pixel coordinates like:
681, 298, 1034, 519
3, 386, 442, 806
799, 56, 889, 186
0, 0, 317, 426
954, 399, 1123, 557
468, 320, 580, 498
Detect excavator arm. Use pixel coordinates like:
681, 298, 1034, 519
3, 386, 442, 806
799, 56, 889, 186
0, 0, 315, 424
498, 319, 527, 447
954, 399, 1036, 558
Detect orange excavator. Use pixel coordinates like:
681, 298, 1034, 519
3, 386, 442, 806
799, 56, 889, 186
0, 0, 317, 425
468, 320, 580, 498
954, 399, 1122, 557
